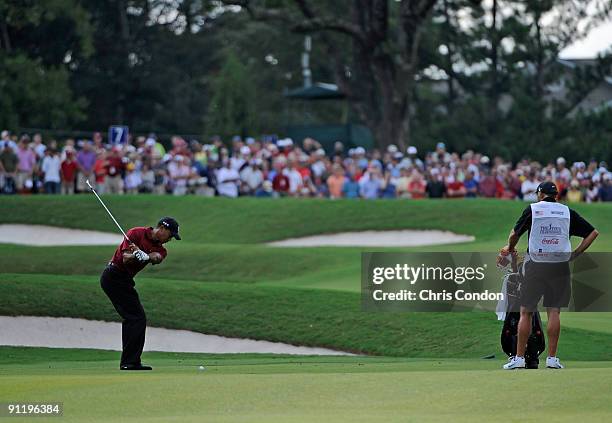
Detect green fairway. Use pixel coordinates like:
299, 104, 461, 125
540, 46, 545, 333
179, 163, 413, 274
1, 197, 611, 357
2, 347, 612, 423
1, 272, 611, 359
1, 197, 611, 421
1, 196, 611, 248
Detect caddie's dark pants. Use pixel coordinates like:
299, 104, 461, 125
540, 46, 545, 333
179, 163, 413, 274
100, 264, 146, 366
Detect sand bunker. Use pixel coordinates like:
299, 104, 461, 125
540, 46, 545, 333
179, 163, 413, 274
0, 316, 354, 355
267, 230, 474, 247
0, 224, 123, 246
0, 225, 474, 248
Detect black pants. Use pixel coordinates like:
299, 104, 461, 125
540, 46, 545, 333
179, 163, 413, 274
100, 265, 146, 366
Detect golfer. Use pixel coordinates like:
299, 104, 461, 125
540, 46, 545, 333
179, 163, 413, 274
100, 217, 181, 370
499, 182, 598, 369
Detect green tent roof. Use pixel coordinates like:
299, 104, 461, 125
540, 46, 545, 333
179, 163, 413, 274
285, 82, 345, 100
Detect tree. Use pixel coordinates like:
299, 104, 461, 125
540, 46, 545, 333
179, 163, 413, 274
0, 0, 92, 129
0, 54, 86, 129
413, 0, 612, 160
205, 50, 258, 138
217, 0, 438, 150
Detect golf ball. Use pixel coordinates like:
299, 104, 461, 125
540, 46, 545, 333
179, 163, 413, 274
198, 365, 205, 371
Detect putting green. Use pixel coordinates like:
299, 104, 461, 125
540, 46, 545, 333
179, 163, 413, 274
1, 347, 612, 423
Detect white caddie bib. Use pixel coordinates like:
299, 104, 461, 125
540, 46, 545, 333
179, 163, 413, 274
528, 201, 571, 262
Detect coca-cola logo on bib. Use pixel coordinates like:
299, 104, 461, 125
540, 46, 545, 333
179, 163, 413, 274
541, 237, 560, 245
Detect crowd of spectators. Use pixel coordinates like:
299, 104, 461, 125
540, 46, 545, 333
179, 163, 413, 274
1, 129, 611, 202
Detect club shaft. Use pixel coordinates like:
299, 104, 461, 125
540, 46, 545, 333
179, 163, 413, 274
86, 180, 131, 243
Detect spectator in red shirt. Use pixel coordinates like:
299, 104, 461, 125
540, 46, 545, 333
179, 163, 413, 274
105, 147, 125, 194
479, 169, 503, 198
407, 170, 427, 199
94, 149, 108, 194
297, 155, 312, 181
60, 151, 78, 195
446, 174, 467, 198
272, 163, 290, 196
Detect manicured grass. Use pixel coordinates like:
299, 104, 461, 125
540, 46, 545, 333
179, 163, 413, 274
1, 196, 611, 247
1, 347, 612, 423
1, 197, 611, 421
1, 198, 611, 359
0, 243, 358, 284
1, 273, 611, 360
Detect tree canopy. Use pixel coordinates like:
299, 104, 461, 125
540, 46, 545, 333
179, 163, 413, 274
1, 0, 611, 162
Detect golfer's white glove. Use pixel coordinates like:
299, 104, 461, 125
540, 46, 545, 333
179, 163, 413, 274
134, 249, 150, 263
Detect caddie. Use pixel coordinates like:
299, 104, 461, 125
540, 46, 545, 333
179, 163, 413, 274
498, 182, 598, 370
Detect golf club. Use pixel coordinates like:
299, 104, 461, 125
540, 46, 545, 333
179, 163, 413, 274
85, 179, 132, 243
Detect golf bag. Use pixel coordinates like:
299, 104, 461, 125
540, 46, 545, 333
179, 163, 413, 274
499, 255, 546, 369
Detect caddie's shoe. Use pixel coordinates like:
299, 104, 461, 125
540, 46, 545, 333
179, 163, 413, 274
120, 363, 153, 371
546, 356, 564, 369
503, 356, 526, 370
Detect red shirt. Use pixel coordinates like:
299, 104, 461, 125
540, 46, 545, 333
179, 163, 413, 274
408, 180, 426, 199
61, 159, 78, 182
110, 227, 167, 277
94, 159, 107, 183
297, 166, 311, 180
106, 156, 124, 177
272, 173, 290, 192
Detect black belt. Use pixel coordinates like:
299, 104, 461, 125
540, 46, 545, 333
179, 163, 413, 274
106, 262, 129, 275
